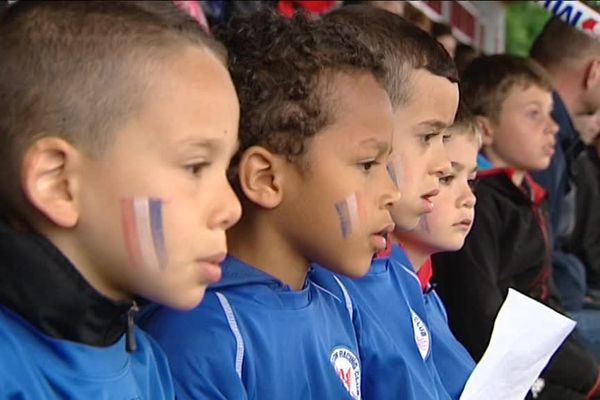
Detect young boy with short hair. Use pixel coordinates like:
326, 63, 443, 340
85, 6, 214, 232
138, 10, 399, 399
0, 1, 241, 398
311, 6, 461, 399
395, 106, 480, 398
433, 54, 600, 399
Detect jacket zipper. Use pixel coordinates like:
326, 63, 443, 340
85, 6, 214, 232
126, 300, 139, 352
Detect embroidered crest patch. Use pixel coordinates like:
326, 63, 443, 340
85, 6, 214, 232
410, 308, 431, 359
330, 346, 361, 399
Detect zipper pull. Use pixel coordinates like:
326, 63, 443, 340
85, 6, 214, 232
126, 301, 139, 353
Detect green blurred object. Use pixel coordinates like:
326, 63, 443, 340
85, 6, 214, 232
506, 1, 600, 56
505, 1, 551, 56
585, 0, 600, 10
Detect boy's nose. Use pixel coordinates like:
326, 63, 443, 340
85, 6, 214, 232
547, 116, 560, 136
381, 168, 402, 209
430, 142, 452, 177
212, 182, 242, 231
461, 188, 477, 209
382, 180, 402, 210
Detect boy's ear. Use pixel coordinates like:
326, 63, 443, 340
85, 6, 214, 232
584, 58, 600, 90
475, 116, 495, 147
21, 137, 82, 228
237, 146, 285, 209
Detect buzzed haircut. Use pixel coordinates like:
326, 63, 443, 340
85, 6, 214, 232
461, 54, 553, 121
214, 9, 385, 167
531, 17, 600, 68
324, 5, 458, 108
0, 1, 225, 218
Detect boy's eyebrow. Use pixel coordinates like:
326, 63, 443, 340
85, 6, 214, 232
451, 161, 464, 172
523, 100, 543, 107
451, 162, 478, 175
417, 120, 449, 131
524, 100, 553, 110
179, 137, 226, 152
359, 137, 390, 154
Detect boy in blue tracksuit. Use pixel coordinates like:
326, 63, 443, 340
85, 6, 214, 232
0, 2, 242, 397
394, 108, 481, 397
311, 6, 460, 399
138, 10, 399, 400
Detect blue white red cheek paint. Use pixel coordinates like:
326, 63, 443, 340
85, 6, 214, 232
121, 197, 168, 270
386, 156, 403, 189
335, 192, 367, 238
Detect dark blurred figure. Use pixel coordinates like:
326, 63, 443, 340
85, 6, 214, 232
202, 1, 275, 27
454, 43, 478, 78
342, 0, 405, 16
431, 22, 456, 58
403, 2, 432, 33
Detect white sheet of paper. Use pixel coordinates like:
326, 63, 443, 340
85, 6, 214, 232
460, 288, 576, 400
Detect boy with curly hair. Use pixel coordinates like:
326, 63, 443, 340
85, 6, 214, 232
0, 1, 241, 397
138, 9, 399, 399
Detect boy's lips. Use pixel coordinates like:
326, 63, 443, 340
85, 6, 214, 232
370, 223, 395, 251
542, 143, 555, 156
420, 188, 439, 213
197, 252, 227, 283
452, 218, 473, 231
203, 252, 227, 264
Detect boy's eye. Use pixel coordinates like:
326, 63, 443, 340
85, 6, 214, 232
421, 132, 439, 144
439, 174, 455, 185
467, 178, 478, 191
360, 160, 378, 172
185, 162, 210, 177
527, 109, 541, 120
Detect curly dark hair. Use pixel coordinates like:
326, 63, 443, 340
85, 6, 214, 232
213, 9, 386, 169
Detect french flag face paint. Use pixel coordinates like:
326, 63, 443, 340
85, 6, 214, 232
418, 215, 431, 233
386, 156, 403, 189
121, 197, 168, 270
335, 192, 367, 238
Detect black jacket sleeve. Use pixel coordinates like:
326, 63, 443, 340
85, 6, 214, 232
570, 149, 600, 291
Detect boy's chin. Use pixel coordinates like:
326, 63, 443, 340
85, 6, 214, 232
523, 158, 552, 172
392, 219, 421, 233
155, 287, 208, 311
329, 257, 373, 279
389, 203, 421, 232
432, 240, 464, 254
